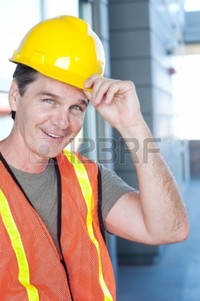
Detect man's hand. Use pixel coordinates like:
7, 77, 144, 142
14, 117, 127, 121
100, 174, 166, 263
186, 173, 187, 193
84, 76, 142, 131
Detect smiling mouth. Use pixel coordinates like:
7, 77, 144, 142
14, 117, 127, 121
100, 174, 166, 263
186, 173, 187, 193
43, 130, 63, 139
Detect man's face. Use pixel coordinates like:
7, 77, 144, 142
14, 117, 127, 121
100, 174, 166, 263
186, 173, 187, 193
10, 73, 88, 162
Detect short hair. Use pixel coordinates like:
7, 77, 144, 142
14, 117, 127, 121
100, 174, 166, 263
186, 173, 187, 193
11, 63, 38, 119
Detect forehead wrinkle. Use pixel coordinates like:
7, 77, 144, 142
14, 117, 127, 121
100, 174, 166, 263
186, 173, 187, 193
36, 92, 59, 98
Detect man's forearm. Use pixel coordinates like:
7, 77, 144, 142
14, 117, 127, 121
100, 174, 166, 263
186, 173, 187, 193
118, 117, 189, 243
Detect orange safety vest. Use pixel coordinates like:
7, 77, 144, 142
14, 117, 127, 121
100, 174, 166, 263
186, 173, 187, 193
0, 150, 116, 301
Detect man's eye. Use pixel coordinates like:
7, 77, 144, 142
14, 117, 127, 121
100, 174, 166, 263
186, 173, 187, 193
71, 105, 83, 112
43, 99, 54, 105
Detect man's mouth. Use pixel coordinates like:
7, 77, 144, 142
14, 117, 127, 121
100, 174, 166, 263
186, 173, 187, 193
43, 130, 63, 139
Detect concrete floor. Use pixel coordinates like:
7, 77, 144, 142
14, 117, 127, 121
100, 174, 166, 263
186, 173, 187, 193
117, 178, 200, 301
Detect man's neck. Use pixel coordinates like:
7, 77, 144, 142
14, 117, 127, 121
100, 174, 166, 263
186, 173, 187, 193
0, 138, 50, 174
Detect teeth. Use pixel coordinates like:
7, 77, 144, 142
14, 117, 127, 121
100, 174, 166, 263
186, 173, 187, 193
44, 131, 62, 139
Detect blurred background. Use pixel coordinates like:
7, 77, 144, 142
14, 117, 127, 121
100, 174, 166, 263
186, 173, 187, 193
1, 1, 200, 300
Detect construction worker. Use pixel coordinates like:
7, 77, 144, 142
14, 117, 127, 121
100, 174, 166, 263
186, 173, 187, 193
0, 15, 189, 301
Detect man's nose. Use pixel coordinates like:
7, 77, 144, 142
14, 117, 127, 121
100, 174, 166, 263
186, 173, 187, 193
51, 108, 70, 130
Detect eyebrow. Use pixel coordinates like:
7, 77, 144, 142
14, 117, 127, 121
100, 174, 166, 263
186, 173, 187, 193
37, 92, 89, 106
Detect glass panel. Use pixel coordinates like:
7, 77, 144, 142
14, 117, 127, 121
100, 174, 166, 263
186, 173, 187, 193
0, 92, 13, 140
173, 54, 200, 139
185, 0, 200, 11
43, 0, 79, 18
0, 92, 10, 115
0, 0, 41, 91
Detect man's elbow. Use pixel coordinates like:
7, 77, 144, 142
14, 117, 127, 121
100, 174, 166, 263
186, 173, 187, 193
158, 218, 190, 245
166, 218, 190, 245
175, 219, 190, 242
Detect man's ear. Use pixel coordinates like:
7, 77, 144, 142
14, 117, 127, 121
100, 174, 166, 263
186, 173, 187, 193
8, 79, 19, 111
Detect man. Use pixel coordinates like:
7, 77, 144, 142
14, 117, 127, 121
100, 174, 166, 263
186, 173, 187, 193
0, 15, 189, 301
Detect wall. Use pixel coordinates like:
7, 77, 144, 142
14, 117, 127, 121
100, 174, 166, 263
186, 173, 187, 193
108, 0, 188, 264
91, 0, 119, 281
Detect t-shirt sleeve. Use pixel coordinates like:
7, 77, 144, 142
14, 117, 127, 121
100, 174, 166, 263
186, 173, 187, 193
98, 163, 136, 223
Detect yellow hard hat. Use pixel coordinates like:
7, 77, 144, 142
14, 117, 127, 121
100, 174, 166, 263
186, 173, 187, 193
9, 15, 105, 90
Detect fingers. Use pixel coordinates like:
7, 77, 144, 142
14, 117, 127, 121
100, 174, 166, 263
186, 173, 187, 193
84, 76, 123, 107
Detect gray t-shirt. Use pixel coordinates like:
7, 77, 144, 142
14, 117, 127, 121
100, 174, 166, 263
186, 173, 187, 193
10, 159, 134, 252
